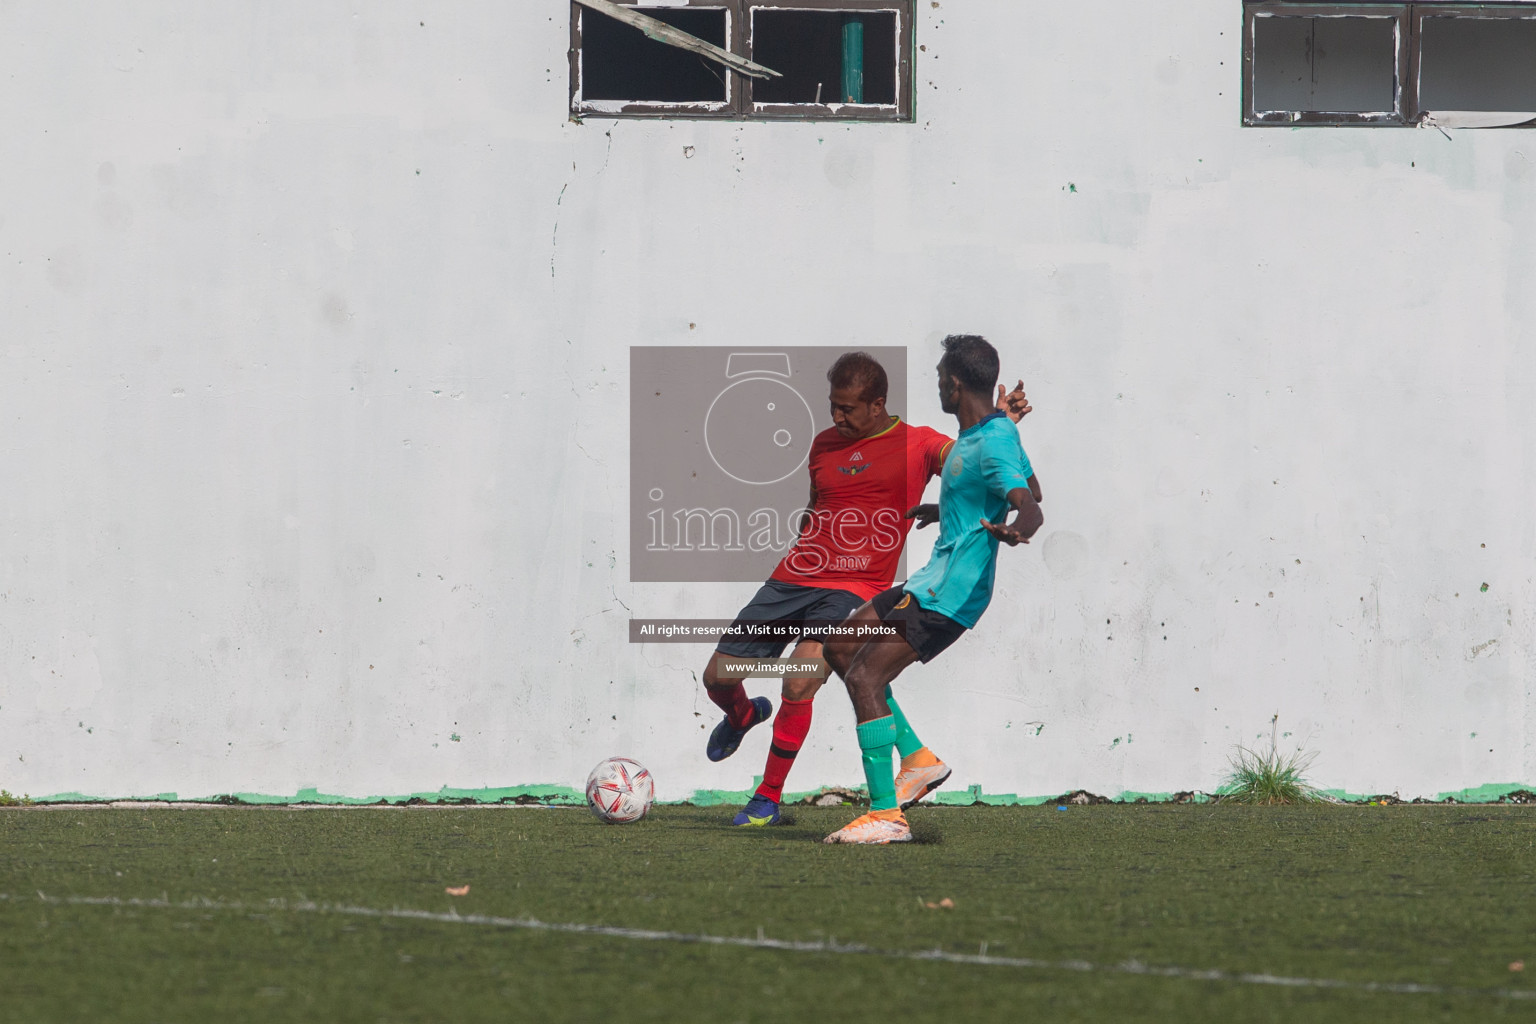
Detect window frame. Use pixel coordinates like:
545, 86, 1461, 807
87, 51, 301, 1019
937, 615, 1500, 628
569, 0, 915, 122
1243, 2, 1536, 127
746, 1, 913, 122
1242, 3, 1412, 126
1412, 4, 1536, 118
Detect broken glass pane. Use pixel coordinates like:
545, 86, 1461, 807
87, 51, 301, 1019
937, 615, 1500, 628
583, 7, 730, 103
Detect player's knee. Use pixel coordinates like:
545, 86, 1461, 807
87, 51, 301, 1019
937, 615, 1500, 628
841, 662, 881, 702
782, 676, 821, 702
701, 656, 723, 689
822, 642, 851, 677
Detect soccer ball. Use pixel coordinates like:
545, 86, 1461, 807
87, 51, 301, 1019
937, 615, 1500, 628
585, 757, 654, 824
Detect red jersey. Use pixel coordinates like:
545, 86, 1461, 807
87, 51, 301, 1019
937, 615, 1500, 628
770, 419, 953, 601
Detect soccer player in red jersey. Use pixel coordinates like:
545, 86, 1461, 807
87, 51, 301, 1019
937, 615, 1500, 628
700, 352, 1030, 825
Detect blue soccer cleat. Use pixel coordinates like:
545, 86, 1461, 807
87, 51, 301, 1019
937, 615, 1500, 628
732, 794, 782, 827
706, 696, 772, 762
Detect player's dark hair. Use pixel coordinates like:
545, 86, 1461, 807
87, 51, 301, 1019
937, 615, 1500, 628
826, 351, 888, 403
939, 335, 1000, 395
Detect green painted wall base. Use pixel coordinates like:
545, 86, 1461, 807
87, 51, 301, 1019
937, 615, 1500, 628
23, 781, 1536, 807
33, 785, 588, 807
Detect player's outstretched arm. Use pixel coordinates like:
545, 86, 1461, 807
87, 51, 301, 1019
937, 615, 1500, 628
980, 487, 1043, 546
996, 380, 1031, 423
1027, 472, 1042, 504
905, 504, 939, 529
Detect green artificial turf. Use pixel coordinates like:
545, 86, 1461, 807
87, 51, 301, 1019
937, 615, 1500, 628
2, 804, 1535, 1023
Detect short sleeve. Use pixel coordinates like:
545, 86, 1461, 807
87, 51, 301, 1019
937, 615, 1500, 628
922, 428, 954, 478
806, 431, 830, 467
806, 428, 840, 473
983, 432, 1033, 500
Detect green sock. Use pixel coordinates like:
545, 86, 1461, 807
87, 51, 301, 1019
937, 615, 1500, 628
885, 686, 924, 759
856, 716, 899, 811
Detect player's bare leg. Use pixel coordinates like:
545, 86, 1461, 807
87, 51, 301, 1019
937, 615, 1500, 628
837, 625, 922, 723
779, 641, 826, 703
820, 602, 880, 683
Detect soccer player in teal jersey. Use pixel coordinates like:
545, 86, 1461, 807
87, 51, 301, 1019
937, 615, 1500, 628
820, 334, 1043, 844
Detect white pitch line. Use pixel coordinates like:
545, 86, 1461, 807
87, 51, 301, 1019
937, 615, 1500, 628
6, 892, 1534, 1002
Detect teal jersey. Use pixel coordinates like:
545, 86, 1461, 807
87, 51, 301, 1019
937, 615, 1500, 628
904, 412, 1034, 628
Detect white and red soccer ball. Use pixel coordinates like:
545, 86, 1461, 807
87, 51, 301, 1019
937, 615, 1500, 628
585, 757, 654, 824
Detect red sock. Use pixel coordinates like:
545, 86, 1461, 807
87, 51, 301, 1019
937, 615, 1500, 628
708, 683, 755, 728
755, 698, 813, 802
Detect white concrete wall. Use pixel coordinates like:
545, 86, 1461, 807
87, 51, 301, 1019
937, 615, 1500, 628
2, 0, 1532, 802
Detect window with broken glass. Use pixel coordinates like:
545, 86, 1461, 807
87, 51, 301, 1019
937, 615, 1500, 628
1243, 2, 1536, 128
569, 0, 914, 121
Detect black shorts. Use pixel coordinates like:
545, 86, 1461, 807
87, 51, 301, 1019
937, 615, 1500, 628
716, 580, 865, 658
871, 585, 967, 664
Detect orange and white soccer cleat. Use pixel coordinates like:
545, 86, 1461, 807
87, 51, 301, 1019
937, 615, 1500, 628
894, 751, 952, 810
823, 808, 912, 845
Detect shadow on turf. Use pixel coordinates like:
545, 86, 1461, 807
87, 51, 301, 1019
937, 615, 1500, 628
645, 805, 945, 844
721, 814, 946, 845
